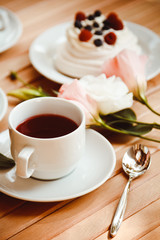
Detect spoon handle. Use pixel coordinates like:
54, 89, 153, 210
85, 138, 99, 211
110, 178, 132, 237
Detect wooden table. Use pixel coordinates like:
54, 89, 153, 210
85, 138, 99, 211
0, 0, 160, 239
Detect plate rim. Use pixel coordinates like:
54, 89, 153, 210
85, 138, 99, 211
0, 6, 23, 53
29, 20, 160, 84
0, 129, 116, 202
0, 88, 8, 121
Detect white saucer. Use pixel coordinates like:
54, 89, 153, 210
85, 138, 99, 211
0, 88, 8, 121
0, 129, 116, 202
0, 7, 22, 53
29, 21, 160, 84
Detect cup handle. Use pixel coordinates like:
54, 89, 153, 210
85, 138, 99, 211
16, 146, 35, 178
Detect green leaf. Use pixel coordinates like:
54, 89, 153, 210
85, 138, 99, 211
8, 87, 48, 100
100, 108, 137, 126
103, 108, 160, 130
0, 153, 15, 169
107, 119, 133, 129
112, 108, 137, 121
100, 114, 133, 129
95, 117, 152, 136
118, 124, 153, 136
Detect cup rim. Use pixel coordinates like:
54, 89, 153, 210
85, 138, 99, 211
8, 97, 86, 141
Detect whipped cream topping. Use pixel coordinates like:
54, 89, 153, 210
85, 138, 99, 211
55, 12, 141, 78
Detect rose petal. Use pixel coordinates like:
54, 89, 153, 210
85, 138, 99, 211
58, 79, 98, 124
102, 49, 148, 98
80, 74, 133, 115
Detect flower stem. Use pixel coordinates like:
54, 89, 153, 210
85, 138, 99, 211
95, 118, 160, 143
134, 95, 160, 116
113, 114, 160, 129
9, 71, 49, 100
10, 71, 32, 87
143, 99, 160, 116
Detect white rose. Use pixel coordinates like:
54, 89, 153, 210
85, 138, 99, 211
79, 74, 133, 115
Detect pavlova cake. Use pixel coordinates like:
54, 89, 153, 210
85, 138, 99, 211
55, 10, 141, 78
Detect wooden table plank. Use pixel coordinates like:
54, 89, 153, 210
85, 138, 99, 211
0, 193, 24, 218
5, 150, 160, 240
95, 199, 160, 240
0, 200, 70, 240
139, 226, 160, 240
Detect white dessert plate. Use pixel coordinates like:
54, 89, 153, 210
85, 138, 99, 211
0, 88, 8, 121
0, 129, 116, 202
0, 7, 22, 53
29, 21, 160, 84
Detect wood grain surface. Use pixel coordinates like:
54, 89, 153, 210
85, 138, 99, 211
0, 0, 160, 239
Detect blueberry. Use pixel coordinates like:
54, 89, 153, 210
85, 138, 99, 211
87, 14, 95, 20
93, 21, 99, 28
102, 25, 110, 31
103, 19, 110, 25
94, 30, 103, 35
94, 39, 103, 47
103, 19, 111, 29
84, 25, 92, 31
94, 10, 102, 17
74, 20, 82, 29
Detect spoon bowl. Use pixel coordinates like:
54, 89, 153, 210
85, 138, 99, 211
110, 144, 151, 237
122, 144, 151, 179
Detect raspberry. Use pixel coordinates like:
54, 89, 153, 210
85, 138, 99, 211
79, 29, 93, 42
107, 12, 118, 22
75, 11, 86, 21
112, 19, 123, 30
104, 32, 117, 45
107, 12, 124, 30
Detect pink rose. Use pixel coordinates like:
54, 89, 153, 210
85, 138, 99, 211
58, 80, 99, 125
102, 49, 148, 101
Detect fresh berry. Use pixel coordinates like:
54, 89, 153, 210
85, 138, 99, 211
87, 14, 95, 20
103, 19, 110, 26
94, 10, 102, 17
102, 19, 111, 30
112, 19, 123, 30
102, 25, 110, 31
74, 20, 82, 29
94, 30, 103, 35
84, 25, 92, 31
94, 39, 103, 47
75, 11, 86, 21
93, 21, 99, 28
107, 12, 123, 30
79, 29, 93, 41
107, 12, 118, 22
104, 32, 117, 45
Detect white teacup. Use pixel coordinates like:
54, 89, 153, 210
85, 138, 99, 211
8, 97, 86, 180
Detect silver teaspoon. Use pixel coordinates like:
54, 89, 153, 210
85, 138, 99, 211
110, 144, 151, 237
